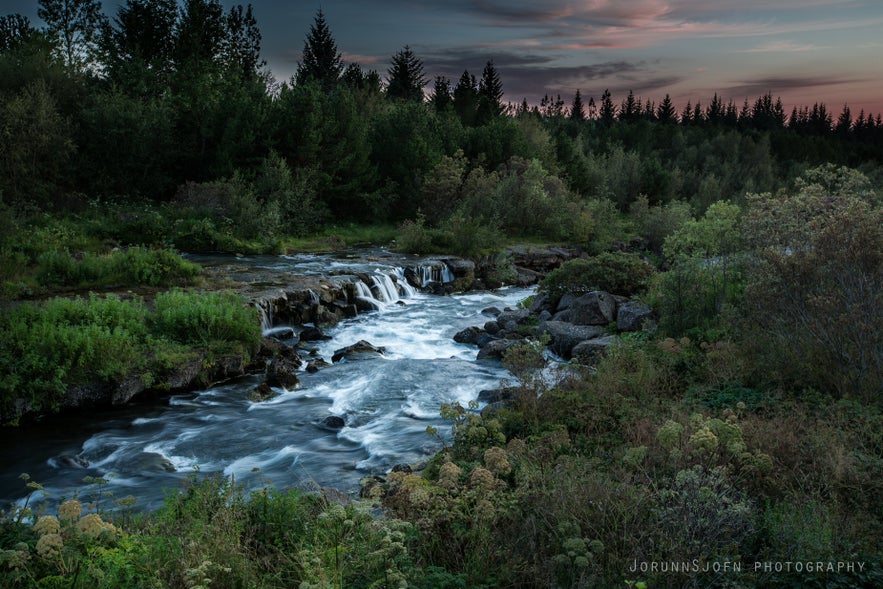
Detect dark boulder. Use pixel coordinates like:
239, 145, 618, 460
331, 340, 386, 363
477, 339, 518, 360
539, 321, 605, 359
299, 326, 331, 341
321, 415, 346, 429
306, 358, 330, 373
568, 291, 617, 326
481, 306, 502, 317
477, 387, 520, 404
571, 335, 620, 365
266, 356, 301, 389
484, 320, 501, 335
248, 382, 277, 402
616, 301, 655, 332
453, 326, 485, 345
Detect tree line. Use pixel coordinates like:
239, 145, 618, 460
1, 1, 881, 237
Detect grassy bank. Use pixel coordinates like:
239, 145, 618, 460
0, 290, 262, 424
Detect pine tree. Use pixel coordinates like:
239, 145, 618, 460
386, 45, 426, 101
656, 94, 676, 123
295, 8, 343, 91
431, 75, 452, 112
173, 0, 226, 79
569, 89, 585, 120
835, 103, 852, 136
38, 0, 106, 72
599, 89, 616, 125
619, 90, 638, 121
453, 70, 478, 125
477, 59, 503, 123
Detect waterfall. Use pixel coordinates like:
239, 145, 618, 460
371, 274, 400, 303
394, 268, 418, 298
256, 300, 273, 334
355, 280, 383, 310
419, 263, 455, 286
308, 289, 320, 305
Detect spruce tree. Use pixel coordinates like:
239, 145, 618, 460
101, 0, 177, 94
386, 45, 426, 101
599, 89, 616, 124
477, 59, 503, 123
453, 70, 478, 125
223, 4, 264, 82
570, 89, 585, 120
431, 75, 452, 112
656, 93, 676, 123
295, 8, 343, 91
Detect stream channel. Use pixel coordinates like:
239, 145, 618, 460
0, 251, 534, 512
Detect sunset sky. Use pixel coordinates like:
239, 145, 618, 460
8, 0, 883, 116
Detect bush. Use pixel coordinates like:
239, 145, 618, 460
151, 289, 261, 349
539, 252, 654, 300
35, 247, 200, 289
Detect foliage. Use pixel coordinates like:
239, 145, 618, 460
0, 290, 260, 421
739, 166, 882, 402
539, 252, 655, 301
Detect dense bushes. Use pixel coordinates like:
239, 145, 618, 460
539, 252, 655, 300
0, 291, 261, 421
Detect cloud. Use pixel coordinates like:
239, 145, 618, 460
721, 75, 869, 98
738, 41, 823, 52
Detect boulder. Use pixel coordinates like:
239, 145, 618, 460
481, 306, 502, 317
453, 326, 486, 345
539, 321, 605, 358
248, 382, 277, 402
497, 308, 530, 325
305, 358, 329, 373
571, 335, 620, 365
484, 320, 501, 335
320, 415, 346, 429
477, 387, 520, 404
568, 291, 617, 326
299, 326, 331, 341
528, 292, 553, 314
266, 356, 301, 389
515, 266, 543, 286
616, 301, 655, 332
55, 454, 89, 469
555, 293, 578, 312
331, 340, 386, 363
477, 339, 518, 360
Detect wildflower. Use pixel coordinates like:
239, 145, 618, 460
33, 515, 60, 537
484, 446, 511, 476
57, 499, 82, 522
77, 513, 107, 536
468, 466, 496, 492
35, 533, 64, 558
437, 461, 462, 490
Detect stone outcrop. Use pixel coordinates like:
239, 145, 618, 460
331, 340, 386, 363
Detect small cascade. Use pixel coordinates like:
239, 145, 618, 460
419, 263, 455, 286
355, 280, 383, 310
371, 273, 401, 303
394, 268, 418, 298
255, 300, 274, 334
308, 289, 320, 305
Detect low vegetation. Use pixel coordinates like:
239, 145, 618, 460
0, 290, 262, 422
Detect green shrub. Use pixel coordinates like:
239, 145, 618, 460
35, 247, 200, 288
151, 289, 261, 349
539, 251, 654, 300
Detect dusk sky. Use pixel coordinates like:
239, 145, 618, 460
6, 0, 883, 116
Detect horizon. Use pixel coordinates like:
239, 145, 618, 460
4, 0, 882, 117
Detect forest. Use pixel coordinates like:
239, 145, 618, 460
1, 1, 882, 588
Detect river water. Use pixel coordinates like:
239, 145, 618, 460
0, 254, 533, 512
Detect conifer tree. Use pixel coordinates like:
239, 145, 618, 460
453, 70, 478, 125
431, 75, 452, 112
386, 45, 426, 101
657, 93, 676, 123
477, 59, 503, 123
295, 8, 343, 91
599, 88, 616, 124
570, 89, 585, 120
835, 103, 852, 136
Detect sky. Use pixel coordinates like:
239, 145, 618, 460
5, 0, 883, 116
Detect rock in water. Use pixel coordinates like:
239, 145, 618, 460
331, 340, 386, 363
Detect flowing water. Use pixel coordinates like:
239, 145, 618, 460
0, 253, 533, 512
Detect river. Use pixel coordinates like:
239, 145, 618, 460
0, 252, 534, 512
